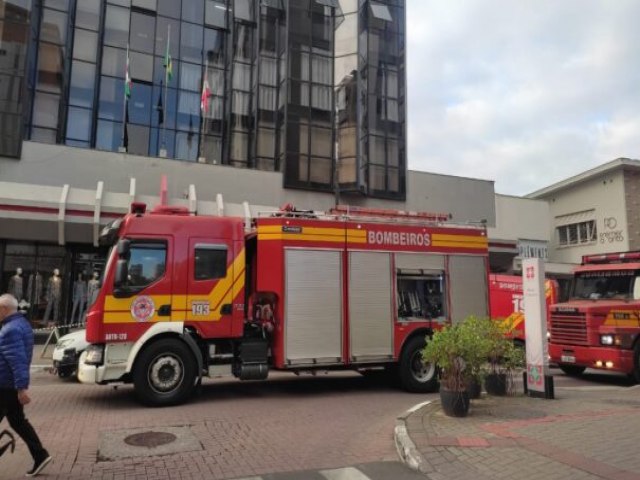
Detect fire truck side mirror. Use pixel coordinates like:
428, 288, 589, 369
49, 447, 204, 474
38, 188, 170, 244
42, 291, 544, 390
114, 259, 128, 289
117, 238, 131, 258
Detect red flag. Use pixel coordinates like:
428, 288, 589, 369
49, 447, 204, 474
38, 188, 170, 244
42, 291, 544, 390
200, 75, 211, 114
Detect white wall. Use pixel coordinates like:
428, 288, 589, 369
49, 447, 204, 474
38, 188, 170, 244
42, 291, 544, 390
489, 194, 550, 243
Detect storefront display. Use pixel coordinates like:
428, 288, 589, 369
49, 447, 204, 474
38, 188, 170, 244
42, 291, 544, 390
8, 268, 24, 301
43, 269, 63, 326
70, 273, 87, 325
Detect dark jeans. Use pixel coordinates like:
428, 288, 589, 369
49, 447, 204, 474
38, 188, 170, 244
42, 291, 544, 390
0, 388, 48, 462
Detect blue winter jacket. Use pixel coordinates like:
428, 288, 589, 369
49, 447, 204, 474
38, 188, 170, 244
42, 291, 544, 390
0, 312, 34, 390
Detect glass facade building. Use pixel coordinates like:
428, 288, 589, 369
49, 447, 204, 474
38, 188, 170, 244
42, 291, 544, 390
0, 0, 406, 199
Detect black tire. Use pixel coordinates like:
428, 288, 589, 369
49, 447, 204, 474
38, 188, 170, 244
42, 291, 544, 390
632, 342, 640, 384
399, 336, 439, 393
559, 365, 586, 377
132, 338, 196, 407
57, 367, 74, 379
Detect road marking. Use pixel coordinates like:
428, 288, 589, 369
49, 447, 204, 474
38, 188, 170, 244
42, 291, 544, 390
406, 400, 431, 414
320, 467, 371, 480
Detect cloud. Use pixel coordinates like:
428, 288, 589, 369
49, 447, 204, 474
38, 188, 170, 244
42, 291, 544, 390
406, 0, 640, 195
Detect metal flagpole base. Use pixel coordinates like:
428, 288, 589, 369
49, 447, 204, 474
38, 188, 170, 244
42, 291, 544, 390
118, 146, 127, 153
197, 156, 206, 163
159, 148, 167, 158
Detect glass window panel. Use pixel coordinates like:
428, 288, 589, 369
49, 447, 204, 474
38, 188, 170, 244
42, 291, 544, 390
101, 46, 125, 77
155, 16, 180, 58
311, 85, 331, 110
123, 242, 166, 288
558, 227, 567, 246
387, 137, 398, 167
309, 156, 331, 184
180, 23, 203, 63
132, 0, 157, 11
204, 28, 226, 67
175, 130, 199, 160
180, 62, 201, 92
69, 61, 96, 108
76, 0, 101, 30
259, 15, 277, 52
370, 135, 385, 164
104, 5, 130, 48
96, 119, 121, 151
194, 247, 227, 280
149, 127, 175, 157
66, 139, 89, 148
98, 76, 124, 121
230, 131, 248, 161
297, 154, 309, 182
32, 92, 59, 129
311, 54, 331, 85
231, 90, 250, 116
232, 62, 251, 90
206, 67, 224, 96
234, 0, 253, 22
130, 51, 153, 82
338, 127, 356, 157
157, 0, 181, 18
153, 55, 180, 85
107, 0, 130, 6
182, 0, 204, 24
176, 91, 199, 130
257, 128, 275, 157
199, 135, 222, 163
128, 81, 152, 125
311, 11, 331, 45
205, 0, 227, 28
37, 42, 64, 94
368, 164, 386, 190
127, 124, 150, 155
335, 13, 356, 57
44, 0, 69, 11
234, 24, 253, 61
310, 126, 331, 157
370, 2, 392, 21
338, 156, 356, 183
66, 107, 92, 141
259, 85, 276, 112
130, 12, 155, 54
151, 85, 177, 129
73, 29, 98, 62
31, 127, 57, 143
259, 57, 277, 86
261, 0, 283, 9
41, 8, 67, 44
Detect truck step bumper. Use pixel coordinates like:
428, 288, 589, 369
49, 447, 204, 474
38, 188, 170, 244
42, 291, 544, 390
549, 344, 634, 373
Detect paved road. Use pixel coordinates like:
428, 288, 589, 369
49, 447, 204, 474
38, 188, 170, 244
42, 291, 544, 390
3, 366, 432, 480
230, 462, 425, 480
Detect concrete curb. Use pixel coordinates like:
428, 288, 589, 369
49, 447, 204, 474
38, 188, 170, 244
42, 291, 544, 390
394, 400, 431, 473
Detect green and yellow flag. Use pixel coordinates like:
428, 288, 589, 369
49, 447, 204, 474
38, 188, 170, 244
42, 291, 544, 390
164, 26, 173, 83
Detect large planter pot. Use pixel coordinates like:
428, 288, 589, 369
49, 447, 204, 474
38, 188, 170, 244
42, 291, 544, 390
485, 373, 507, 396
466, 377, 482, 399
439, 388, 470, 417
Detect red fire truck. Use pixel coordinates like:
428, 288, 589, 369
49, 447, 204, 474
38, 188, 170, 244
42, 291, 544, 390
489, 274, 558, 344
549, 251, 640, 381
78, 203, 490, 406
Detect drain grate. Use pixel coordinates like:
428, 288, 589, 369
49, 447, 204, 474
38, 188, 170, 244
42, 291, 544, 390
124, 431, 177, 448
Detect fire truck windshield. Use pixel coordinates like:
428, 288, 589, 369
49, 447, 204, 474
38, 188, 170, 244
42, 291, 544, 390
572, 270, 639, 300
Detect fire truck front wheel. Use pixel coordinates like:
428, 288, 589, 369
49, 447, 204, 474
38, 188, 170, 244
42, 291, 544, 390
633, 342, 640, 383
133, 338, 197, 407
399, 336, 438, 393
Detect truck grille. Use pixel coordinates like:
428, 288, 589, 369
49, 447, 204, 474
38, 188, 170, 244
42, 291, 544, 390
550, 313, 588, 346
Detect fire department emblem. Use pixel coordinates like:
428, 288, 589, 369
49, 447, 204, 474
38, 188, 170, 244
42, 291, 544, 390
131, 296, 155, 322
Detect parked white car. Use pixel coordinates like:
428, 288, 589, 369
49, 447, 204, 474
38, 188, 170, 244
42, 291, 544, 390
52, 329, 89, 379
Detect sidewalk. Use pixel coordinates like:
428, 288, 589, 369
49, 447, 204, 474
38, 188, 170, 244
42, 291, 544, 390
395, 384, 640, 480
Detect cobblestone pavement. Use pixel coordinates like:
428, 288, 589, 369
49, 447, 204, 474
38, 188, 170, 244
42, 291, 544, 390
230, 461, 424, 480
2, 350, 430, 480
399, 379, 640, 480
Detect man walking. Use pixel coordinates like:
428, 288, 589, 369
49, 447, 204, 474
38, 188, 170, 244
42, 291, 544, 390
0, 294, 51, 476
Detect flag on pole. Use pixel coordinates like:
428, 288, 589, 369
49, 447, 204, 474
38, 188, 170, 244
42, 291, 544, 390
124, 45, 132, 99
200, 74, 211, 114
123, 104, 130, 149
157, 80, 164, 125
163, 26, 173, 83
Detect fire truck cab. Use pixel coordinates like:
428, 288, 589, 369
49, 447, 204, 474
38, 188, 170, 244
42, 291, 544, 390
79, 203, 490, 406
549, 251, 640, 381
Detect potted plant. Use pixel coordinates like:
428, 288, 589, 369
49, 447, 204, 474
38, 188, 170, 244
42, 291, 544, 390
422, 325, 469, 417
458, 316, 493, 399
484, 319, 524, 396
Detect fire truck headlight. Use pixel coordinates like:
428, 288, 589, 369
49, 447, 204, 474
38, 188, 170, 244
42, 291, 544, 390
600, 335, 614, 346
85, 344, 104, 365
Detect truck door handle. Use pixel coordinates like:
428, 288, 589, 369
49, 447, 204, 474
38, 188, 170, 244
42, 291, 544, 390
158, 304, 171, 316
220, 304, 232, 315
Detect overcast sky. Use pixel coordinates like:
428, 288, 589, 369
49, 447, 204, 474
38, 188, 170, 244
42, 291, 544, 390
406, 0, 640, 195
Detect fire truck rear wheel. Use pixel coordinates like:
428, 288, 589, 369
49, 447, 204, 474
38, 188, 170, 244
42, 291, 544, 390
399, 336, 438, 393
559, 365, 586, 377
133, 338, 197, 407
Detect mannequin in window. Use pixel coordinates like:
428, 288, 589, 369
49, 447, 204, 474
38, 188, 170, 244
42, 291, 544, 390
87, 272, 100, 307
43, 269, 62, 326
8, 268, 24, 301
28, 271, 43, 305
70, 273, 87, 325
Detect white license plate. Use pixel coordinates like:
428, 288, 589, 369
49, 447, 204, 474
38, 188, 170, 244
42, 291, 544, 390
561, 355, 575, 363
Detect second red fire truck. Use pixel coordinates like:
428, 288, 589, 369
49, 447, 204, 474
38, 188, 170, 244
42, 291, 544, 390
78, 203, 490, 406
549, 251, 640, 381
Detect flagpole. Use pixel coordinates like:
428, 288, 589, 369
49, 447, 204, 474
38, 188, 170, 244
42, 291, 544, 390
120, 44, 129, 153
160, 24, 170, 158
198, 57, 209, 163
